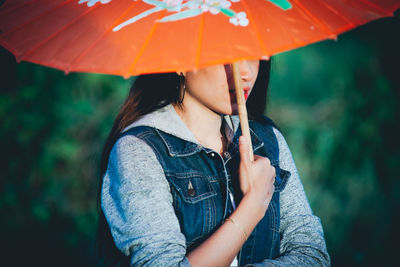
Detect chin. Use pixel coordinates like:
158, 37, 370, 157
213, 103, 239, 115
214, 107, 235, 116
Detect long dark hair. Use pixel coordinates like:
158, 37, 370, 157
96, 59, 272, 266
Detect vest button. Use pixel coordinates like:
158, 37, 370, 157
188, 188, 196, 196
210, 152, 215, 157
188, 181, 196, 196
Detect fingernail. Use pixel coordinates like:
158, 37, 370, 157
239, 136, 246, 144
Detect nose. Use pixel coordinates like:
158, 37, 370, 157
239, 60, 254, 82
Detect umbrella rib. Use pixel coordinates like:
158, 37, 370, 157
15, 3, 102, 62
314, 0, 355, 30
195, 12, 204, 68
127, 9, 168, 77
1, 0, 74, 37
69, 1, 140, 72
290, 0, 337, 39
240, 0, 269, 58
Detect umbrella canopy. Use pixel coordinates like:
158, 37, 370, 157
1, 0, 399, 78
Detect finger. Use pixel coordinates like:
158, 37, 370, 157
239, 136, 250, 164
253, 155, 270, 166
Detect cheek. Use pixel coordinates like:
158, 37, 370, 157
204, 71, 229, 96
249, 60, 260, 80
250, 60, 260, 71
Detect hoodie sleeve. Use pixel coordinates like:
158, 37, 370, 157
248, 128, 330, 267
101, 135, 191, 267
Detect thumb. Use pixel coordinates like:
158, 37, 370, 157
239, 136, 250, 164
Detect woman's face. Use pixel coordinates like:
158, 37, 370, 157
182, 60, 259, 115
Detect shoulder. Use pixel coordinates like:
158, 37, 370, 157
258, 115, 278, 128
111, 125, 164, 160
250, 115, 279, 129
249, 115, 282, 153
251, 116, 290, 157
249, 115, 281, 140
106, 132, 167, 187
111, 133, 156, 163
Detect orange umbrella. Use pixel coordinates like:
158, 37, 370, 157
1, 0, 399, 77
1, 0, 399, 159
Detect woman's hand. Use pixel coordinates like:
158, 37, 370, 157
238, 136, 276, 220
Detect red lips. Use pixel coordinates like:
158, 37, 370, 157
243, 87, 250, 100
229, 87, 250, 100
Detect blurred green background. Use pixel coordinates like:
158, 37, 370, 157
1, 11, 399, 267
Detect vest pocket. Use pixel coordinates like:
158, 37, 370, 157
167, 172, 217, 203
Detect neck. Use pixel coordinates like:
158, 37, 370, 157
173, 98, 225, 154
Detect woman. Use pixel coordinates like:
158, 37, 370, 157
97, 60, 330, 266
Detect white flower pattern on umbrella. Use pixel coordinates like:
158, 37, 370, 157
229, 11, 249, 26
78, 0, 292, 31
200, 0, 231, 14
78, 0, 111, 7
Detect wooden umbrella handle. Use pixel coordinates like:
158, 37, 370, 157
232, 62, 254, 162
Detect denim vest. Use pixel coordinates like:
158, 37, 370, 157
120, 117, 290, 266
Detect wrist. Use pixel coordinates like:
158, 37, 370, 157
232, 194, 265, 231
225, 217, 248, 242
240, 192, 268, 221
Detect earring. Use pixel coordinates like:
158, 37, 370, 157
178, 72, 186, 103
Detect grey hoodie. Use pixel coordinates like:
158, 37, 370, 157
101, 104, 330, 266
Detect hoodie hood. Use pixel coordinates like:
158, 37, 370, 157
122, 104, 240, 144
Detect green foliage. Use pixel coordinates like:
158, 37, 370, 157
0, 60, 131, 265
1, 12, 399, 267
